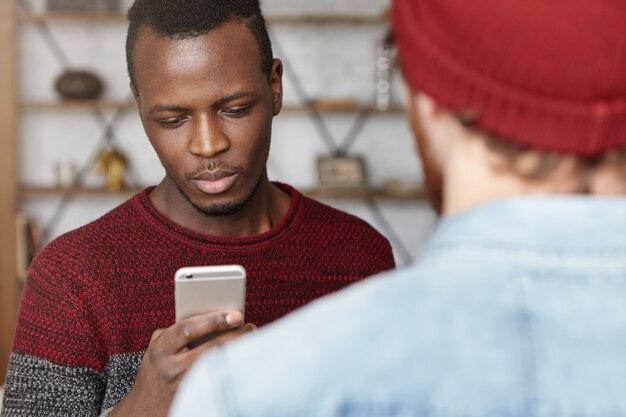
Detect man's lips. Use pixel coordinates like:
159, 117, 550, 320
192, 171, 239, 194
193, 170, 237, 181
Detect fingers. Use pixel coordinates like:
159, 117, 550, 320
149, 311, 244, 360
142, 320, 256, 389
131, 313, 251, 413
149, 328, 166, 343
182, 323, 257, 363
211, 323, 256, 345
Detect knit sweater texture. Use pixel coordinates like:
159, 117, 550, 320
1, 183, 395, 417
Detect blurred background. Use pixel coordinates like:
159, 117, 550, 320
0, 0, 437, 389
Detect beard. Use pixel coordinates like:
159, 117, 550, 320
173, 174, 263, 217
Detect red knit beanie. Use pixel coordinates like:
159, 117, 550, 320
392, 0, 626, 157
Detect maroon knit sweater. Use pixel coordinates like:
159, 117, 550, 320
2, 184, 394, 417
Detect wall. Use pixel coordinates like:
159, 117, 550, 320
18, 0, 437, 266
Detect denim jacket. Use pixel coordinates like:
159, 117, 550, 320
170, 196, 626, 417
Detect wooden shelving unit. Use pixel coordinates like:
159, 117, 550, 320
0, 0, 17, 387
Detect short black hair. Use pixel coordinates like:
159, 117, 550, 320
126, 0, 273, 92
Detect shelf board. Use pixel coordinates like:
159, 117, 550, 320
21, 185, 425, 201
19, 12, 388, 25
20, 100, 403, 114
269, 14, 388, 24
284, 101, 403, 113
19, 11, 127, 22
305, 187, 426, 201
20, 99, 136, 111
21, 186, 143, 197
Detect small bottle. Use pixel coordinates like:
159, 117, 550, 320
375, 34, 394, 111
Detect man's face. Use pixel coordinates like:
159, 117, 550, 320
132, 22, 282, 216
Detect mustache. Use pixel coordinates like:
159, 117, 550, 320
186, 160, 242, 179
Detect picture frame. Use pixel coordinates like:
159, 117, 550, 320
316, 155, 368, 190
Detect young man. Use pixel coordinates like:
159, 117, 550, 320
1, 1, 394, 416
170, 0, 626, 416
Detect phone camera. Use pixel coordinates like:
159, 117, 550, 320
185, 273, 193, 279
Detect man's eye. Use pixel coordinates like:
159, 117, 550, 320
159, 117, 186, 128
221, 106, 252, 117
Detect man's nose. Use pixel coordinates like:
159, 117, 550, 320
188, 114, 230, 158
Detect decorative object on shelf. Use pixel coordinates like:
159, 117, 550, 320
94, 146, 128, 191
374, 32, 395, 111
54, 70, 104, 100
47, 0, 120, 12
317, 155, 368, 191
55, 160, 76, 188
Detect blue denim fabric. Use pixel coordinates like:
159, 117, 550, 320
170, 196, 626, 417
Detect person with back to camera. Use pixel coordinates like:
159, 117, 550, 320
0, 1, 396, 416
169, 0, 626, 416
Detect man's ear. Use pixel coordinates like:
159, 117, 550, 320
414, 92, 442, 119
269, 58, 283, 116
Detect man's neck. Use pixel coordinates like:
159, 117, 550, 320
439, 140, 623, 216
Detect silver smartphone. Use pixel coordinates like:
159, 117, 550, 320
175, 265, 246, 323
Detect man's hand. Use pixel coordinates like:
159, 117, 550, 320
108, 310, 254, 417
